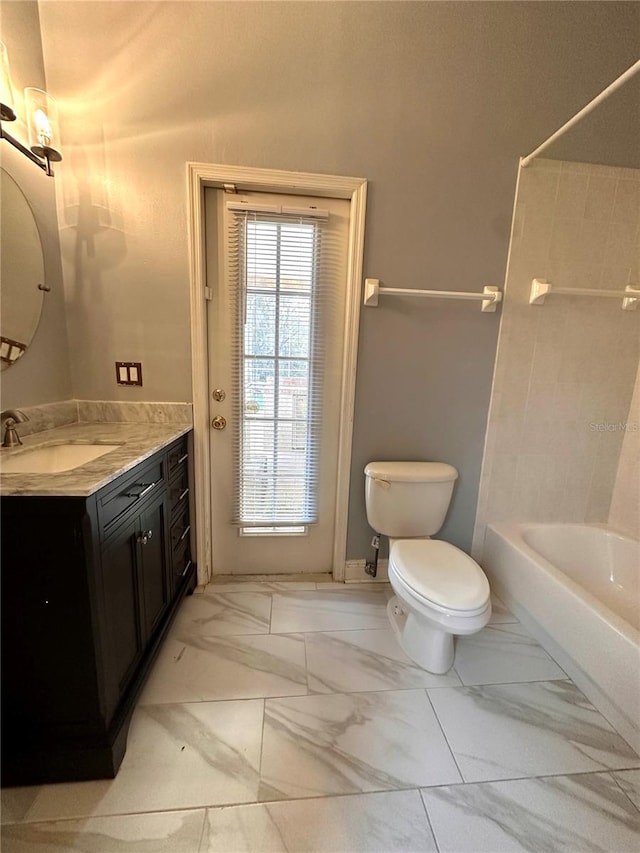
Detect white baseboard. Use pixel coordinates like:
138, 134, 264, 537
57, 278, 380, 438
344, 558, 389, 583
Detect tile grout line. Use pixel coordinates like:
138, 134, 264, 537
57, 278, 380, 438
609, 770, 640, 815
7, 767, 640, 828
5, 803, 211, 828
418, 788, 443, 853
257, 697, 267, 800
302, 631, 310, 695
422, 688, 465, 784
453, 674, 571, 689
269, 624, 393, 636
0, 788, 454, 829
195, 809, 209, 853
133, 680, 488, 708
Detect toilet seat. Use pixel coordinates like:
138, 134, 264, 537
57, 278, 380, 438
389, 539, 490, 615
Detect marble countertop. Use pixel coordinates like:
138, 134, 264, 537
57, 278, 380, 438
0, 422, 191, 497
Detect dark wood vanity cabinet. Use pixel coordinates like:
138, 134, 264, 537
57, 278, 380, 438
100, 490, 170, 716
1, 433, 196, 786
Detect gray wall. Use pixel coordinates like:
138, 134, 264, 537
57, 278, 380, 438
1, 1, 72, 408
35, 1, 639, 557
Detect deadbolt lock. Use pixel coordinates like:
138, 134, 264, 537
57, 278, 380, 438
212, 388, 226, 402
211, 415, 227, 430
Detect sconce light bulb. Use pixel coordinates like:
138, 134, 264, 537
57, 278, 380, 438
35, 108, 52, 146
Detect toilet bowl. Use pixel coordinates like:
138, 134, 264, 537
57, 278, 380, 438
387, 538, 491, 673
364, 460, 491, 674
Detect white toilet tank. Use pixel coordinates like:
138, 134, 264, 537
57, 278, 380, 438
364, 461, 458, 537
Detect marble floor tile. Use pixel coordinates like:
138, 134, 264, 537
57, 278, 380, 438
1, 809, 206, 853
259, 689, 461, 800
139, 632, 307, 703
306, 628, 461, 693
452, 623, 567, 686
201, 790, 437, 852
0, 789, 40, 825
25, 700, 264, 820
613, 769, 640, 810
171, 590, 272, 635
270, 590, 389, 633
428, 680, 640, 783
421, 772, 640, 852
489, 593, 518, 624
9, 578, 639, 848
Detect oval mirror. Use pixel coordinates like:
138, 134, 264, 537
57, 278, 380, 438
0, 168, 46, 369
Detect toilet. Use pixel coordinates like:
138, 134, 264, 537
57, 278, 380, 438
364, 461, 491, 674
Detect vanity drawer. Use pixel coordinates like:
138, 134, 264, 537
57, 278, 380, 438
172, 539, 193, 583
99, 458, 165, 536
168, 467, 189, 516
167, 438, 189, 478
170, 505, 191, 554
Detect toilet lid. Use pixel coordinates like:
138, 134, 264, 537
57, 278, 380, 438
390, 540, 489, 612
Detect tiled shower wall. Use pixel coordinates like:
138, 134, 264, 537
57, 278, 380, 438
608, 360, 640, 539
472, 159, 640, 557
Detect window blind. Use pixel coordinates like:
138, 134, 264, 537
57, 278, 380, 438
227, 207, 340, 528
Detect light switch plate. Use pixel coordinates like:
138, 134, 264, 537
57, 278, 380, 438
115, 361, 143, 386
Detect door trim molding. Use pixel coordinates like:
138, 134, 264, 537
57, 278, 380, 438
187, 163, 367, 584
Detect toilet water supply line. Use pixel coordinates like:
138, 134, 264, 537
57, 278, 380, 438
365, 533, 381, 578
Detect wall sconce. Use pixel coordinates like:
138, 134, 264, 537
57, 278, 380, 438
0, 42, 62, 177
0, 41, 16, 121
24, 88, 62, 174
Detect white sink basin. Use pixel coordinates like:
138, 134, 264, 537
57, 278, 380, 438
1, 443, 122, 474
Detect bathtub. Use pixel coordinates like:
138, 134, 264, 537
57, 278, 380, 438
483, 523, 640, 753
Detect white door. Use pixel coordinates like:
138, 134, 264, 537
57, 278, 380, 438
205, 189, 350, 575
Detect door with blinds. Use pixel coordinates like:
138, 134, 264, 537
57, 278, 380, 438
205, 190, 350, 574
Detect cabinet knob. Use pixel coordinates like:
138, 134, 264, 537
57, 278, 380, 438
137, 529, 153, 546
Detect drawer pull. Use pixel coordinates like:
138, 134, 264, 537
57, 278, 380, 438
125, 481, 157, 500
179, 524, 191, 543
181, 559, 193, 577
177, 453, 189, 465
178, 487, 189, 502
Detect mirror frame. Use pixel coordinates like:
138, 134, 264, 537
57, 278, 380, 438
0, 167, 47, 369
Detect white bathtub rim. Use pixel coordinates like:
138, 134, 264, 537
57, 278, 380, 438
487, 521, 640, 644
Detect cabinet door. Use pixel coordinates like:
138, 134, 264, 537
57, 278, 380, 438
139, 495, 170, 640
101, 516, 144, 709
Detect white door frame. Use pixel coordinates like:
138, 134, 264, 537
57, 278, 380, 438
186, 163, 367, 586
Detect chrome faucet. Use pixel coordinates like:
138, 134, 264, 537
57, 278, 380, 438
1, 409, 29, 447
